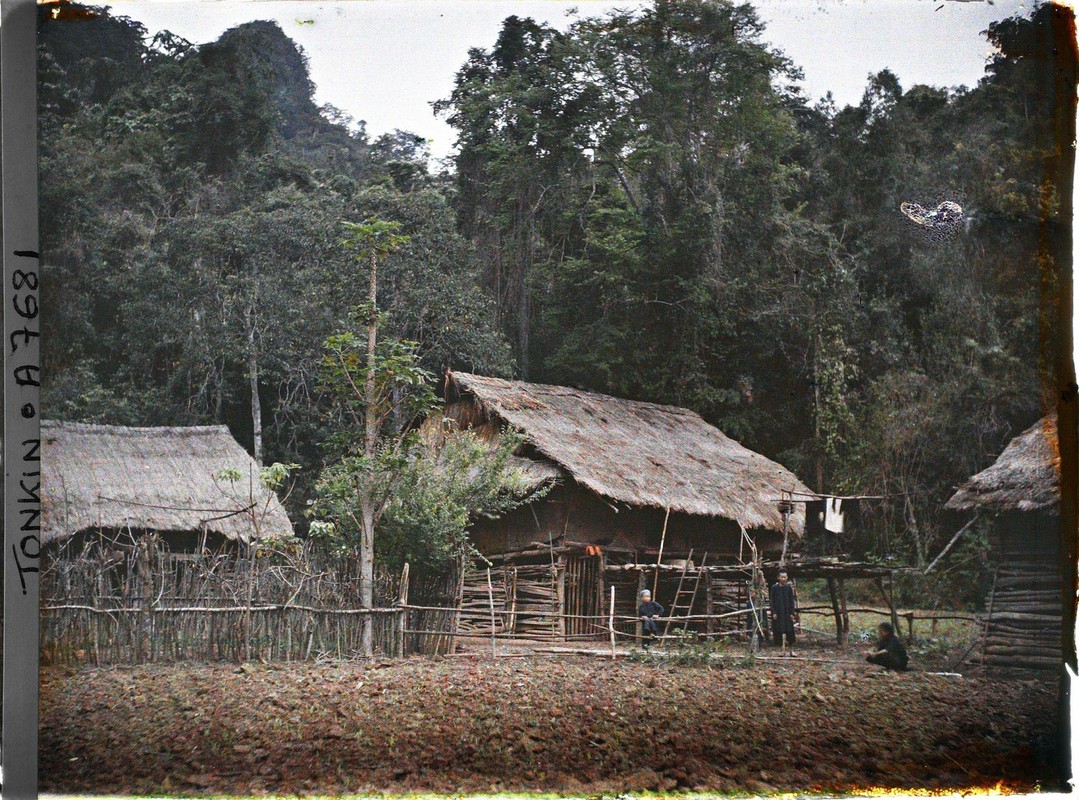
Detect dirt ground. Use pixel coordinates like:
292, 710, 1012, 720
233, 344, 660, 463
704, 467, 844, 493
40, 652, 1062, 796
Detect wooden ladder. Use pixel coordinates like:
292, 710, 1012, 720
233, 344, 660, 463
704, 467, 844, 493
663, 551, 707, 639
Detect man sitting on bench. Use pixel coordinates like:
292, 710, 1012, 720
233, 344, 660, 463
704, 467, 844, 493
638, 589, 664, 649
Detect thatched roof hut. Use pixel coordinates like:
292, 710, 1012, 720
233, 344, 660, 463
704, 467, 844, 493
42, 421, 294, 546
946, 415, 1061, 514
445, 371, 811, 535
945, 414, 1064, 673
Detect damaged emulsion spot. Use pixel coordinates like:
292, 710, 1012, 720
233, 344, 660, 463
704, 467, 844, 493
37, 0, 99, 20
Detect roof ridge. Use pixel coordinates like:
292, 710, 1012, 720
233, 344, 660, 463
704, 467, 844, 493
42, 420, 232, 436
449, 371, 702, 418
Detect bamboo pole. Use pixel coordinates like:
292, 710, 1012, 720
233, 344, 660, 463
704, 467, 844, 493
398, 562, 410, 658
487, 567, 497, 658
653, 505, 671, 598
705, 578, 714, 637
636, 570, 645, 646
609, 585, 616, 660
556, 557, 566, 639
924, 514, 979, 574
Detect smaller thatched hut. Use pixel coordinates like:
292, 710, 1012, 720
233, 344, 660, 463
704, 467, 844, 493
42, 421, 294, 551
946, 414, 1063, 672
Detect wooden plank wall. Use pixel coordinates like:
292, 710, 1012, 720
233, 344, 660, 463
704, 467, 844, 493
981, 516, 1062, 672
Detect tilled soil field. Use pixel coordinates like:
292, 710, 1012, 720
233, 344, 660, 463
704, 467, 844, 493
40, 656, 1061, 795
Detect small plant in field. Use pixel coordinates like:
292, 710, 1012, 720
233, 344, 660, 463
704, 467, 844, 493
910, 634, 968, 660
625, 637, 756, 667
737, 650, 758, 669
625, 647, 665, 665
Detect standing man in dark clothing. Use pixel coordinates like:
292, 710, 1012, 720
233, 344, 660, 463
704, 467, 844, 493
638, 589, 664, 649
864, 622, 909, 671
769, 570, 798, 655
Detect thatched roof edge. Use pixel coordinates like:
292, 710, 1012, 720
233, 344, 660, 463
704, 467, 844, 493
945, 414, 1061, 514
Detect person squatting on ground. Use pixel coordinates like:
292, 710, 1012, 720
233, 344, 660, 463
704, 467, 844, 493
638, 589, 664, 649
769, 569, 798, 655
864, 622, 909, 671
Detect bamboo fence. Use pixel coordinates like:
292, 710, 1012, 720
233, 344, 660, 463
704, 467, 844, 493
42, 534, 993, 664
40, 534, 443, 664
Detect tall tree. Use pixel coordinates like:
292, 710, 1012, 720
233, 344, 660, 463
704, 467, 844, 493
330, 219, 412, 655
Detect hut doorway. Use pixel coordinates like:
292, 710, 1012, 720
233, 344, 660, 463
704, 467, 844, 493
564, 552, 604, 639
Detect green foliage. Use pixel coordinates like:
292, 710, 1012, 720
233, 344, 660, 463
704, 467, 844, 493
380, 429, 547, 570
319, 325, 438, 444
259, 461, 301, 491
216, 461, 300, 495
626, 637, 751, 668
340, 218, 410, 260
308, 255, 533, 572
309, 425, 544, 570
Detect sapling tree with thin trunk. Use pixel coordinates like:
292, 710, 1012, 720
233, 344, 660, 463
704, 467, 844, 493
314, 218, 435, 656
310, 225, 553, 656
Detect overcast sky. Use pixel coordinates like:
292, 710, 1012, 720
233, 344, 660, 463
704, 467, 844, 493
97, 0, 1027, 162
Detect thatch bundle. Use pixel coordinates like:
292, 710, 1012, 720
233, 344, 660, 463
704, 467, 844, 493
946, 415, 1061, 514
42, 421, 294, 545
445, 372, 812, 534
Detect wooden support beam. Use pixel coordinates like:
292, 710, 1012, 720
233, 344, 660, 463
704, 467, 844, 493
636, 569, 645, 647
705, 579, 715, 637
556, 557, 566, 640
837, 577, 851, 638
827, 577, 843, 645
397, 562, 409, 658
887, 572, 900, 633
596, 553, 607, 643
653, 506, 671, 598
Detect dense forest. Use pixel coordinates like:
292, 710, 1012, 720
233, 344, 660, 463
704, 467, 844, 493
36, 1, 1070, 603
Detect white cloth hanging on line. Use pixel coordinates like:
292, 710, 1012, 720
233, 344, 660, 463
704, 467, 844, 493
824, 497, 844, 534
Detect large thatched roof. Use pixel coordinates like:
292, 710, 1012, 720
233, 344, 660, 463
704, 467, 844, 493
946, 415, 1061, 514
445, 372, 811, 533
42, 421, 294, 544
